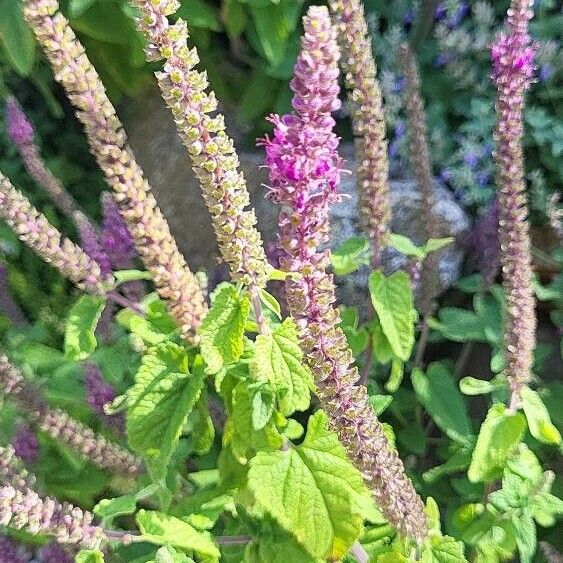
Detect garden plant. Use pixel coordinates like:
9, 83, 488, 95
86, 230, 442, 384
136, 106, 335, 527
0, 0, 561, 561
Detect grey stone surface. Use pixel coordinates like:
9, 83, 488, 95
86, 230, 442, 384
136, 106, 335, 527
124, 90, 470, 302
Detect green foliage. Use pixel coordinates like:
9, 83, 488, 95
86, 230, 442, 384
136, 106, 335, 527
75, 550, 105, 563
247, 411, 367, 560
200, 284, 250, 374
468, 404, 527, 483
368, 270, 416, 361
126, 344, 206, 482
64, 294, 106, 361
520, 387, 561, 445
331, 236, 371, 275
0, 0, 36, 75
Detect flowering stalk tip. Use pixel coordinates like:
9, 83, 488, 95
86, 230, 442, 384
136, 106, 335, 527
23, 0, 207, 343
328, 0, 391, 267
491, 0, 536, 407
262, 6, 427, 542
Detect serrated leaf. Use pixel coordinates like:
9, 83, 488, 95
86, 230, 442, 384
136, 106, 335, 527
126, 345, 206, 482
421, 535, 468, 562
331, 236, 371, 275
511, 508, 536, 563
251, 318, 313, 416
0, 0, 36, 75
136, 510, 220, 559
368, 394, 393, 416
189, 391, 215, 456
200, 285, 250, 374
422, 449, 472, 483
368, 270, 416, 361
468, 404, 526, 483
258, 288, 281, 320
244, 532, 320, 562
247, 410, 367, 559
388, 233, 425, 258
412, 362, 472, 444
75, 550, 104, 563
250, 384, 275, 430
64, 295, 106, 361
225, 381, 283, 461
521, 387, 561, 445
424, 237, 454, 254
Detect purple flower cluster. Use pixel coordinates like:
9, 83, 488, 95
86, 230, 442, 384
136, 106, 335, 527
491, 0, 537, 407
263, 6, 427, 542
76, 214, 112, 277
0, 536, 27, 563
38, 542, 74, 563
469, 198, 500, 286
100, 193, 136, 268
11, 424, 39, 464
5, 97, 34, 146
84, 362, 123, 432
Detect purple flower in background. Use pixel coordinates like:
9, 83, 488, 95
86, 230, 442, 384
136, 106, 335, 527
448, 1, 469, 28
389, 140, 400, 159
435, 2, 447, 20
0, 536, 27, 563
38, 542, 74, 563
476, 170, 490, 187
403, 8, 415, 28
539, 64, 553, 82
463, 150, 479, 169
470, 197, 500, 286
84, 362, 123, 432
5, 98, 34, 146
11, 424, 39, 464
434, 52, 453, 67
439, 169, 453, 184
76, 214, 112, 276
394, 120, 406, 138
393, 76, 406, 93
100, 193, 136, 267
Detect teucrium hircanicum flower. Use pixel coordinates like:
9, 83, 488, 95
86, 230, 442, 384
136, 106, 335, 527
11, 424, 39, 464
0, 485, 105, 548
76, 213, 113, 277
0, 173, 112, 295
328, 0, 391, 267
261, 6, 428, 542
0, 536, 27, 563
23, 0, 207, 344
0, 355, 141, 476
127, 0, 271, 290
5, 96, 87, 225
400, 43, 439, 315
491, 0, 536, 408
0, 445, 36, 491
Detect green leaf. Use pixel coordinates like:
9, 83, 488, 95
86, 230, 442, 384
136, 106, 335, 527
429, 308, 487, 343
398, 425, 427, 455
93, 495, 136, 527
223, 0, 247, 38
244, 530, 320, 562
468, 404, 526, 483
67, 0, 98, 18
189, 392, 215, 456
368, 394, 393, 416
224, 381, 283, 462
424, 237, 454, 254
385, 358, 404, 392
422, 449, 472, 484
258, 288, 281, 320
64, 295, 106, 361
511, 508, 536, 563
331, 236, 371, 275
136, 510, 220, 559
521, 387, 561, 445
176, 0, 221, 31
412, 362, 472, 444
152, 546, 194, 562
75, 550, 104, 563
200, 284, 250, 374
368, 270, 416, 361
459, 377, 503, 396
421, 535, 468, 562
251, 318, 313, 416
0, 0, 36, 75
126, 344, 206, 482
250, 384, 275, 430
247, 410, 366, 559
114, 269, 153, 284
388, 233, 425, 258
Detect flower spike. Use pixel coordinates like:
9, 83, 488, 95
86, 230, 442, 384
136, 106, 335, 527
23, 0, 207, 344
491, 0, 536, 408
262, 6, 428, 542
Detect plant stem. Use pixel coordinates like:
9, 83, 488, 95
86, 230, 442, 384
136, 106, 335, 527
107, 291, 145, 316
359, 342, 373, 386
215, 535, 252, 546
250, 286, 269, 335
414, 313, 431, 368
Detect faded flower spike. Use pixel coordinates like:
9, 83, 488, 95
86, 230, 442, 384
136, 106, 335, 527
84, 362, 124, 432
0, 355, 142, 476
128, 0, 271, 289
328, 0, 391, 267
11, 424, 39, 464
76, 213, 113, 277
491, 0, 536, 408
0, 536, 27, 563
23, 0, 207, 343
0, 172, 112, 295
0, 485, 105, 548
100, 192, 136, 268
0, 445, 36, 491
400, 43, 438, 315
262, 6, 428, 542
5, 96, 87, 225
